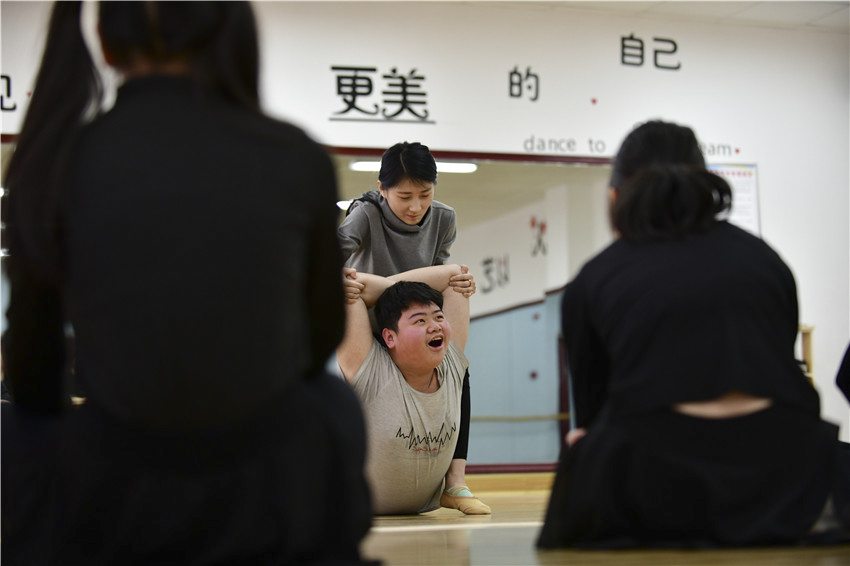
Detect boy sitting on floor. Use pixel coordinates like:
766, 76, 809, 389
337, 264, 488, 515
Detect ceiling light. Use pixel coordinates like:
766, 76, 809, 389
348, 161, 381, 172
436, 162, 478, 173
348, 160, 478, 174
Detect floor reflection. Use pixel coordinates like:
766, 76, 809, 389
361, 488, 850, 566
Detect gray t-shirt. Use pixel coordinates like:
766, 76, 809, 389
350, 339, 469, 514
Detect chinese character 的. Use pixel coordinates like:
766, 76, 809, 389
509, 66, 539, 102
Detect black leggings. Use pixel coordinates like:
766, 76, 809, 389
452, 369, 471, 460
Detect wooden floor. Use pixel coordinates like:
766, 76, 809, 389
360, 474, 850, 566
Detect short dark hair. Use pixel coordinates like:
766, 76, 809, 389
378, 142, 437, 189
608, 120, 732, 242
374, 281, 444, 343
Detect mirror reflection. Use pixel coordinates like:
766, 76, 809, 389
332, 148, 615, 468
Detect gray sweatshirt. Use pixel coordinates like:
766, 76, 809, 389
337, 190, 457, 276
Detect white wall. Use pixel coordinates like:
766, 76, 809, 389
2, 2, 848, 439
255, 1, 850, 438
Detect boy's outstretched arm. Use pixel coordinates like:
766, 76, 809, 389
336, 268, 372, 382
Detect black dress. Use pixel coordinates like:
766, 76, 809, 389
538, 221, 848, 548
2, 76, 374, 564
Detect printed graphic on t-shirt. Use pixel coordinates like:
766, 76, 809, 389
395, 421, 457, 453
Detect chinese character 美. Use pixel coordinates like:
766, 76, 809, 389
1, 75, 18, 112
382, 67, 429, 120
331, 66, 379, 116
509, 66, 539, 101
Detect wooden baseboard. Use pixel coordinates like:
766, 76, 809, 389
466, 462, 557, 474
465, 472, 555, 493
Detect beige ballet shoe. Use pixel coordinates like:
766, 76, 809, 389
440, 485, 491, 515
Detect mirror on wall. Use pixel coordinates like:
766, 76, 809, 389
1, 140, 618, 467
331, 148, 616, 467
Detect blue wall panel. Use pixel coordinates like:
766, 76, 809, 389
465, 291, 565, 465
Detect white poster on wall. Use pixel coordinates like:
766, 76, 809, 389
708, 164, 760, 236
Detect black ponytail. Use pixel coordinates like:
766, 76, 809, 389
3, 1, 102, 283
99, 1, 260, 111
611, 165, 733, 242
608, 120, 732, 242
208, 2, 260, 111
3, 1, 262, 284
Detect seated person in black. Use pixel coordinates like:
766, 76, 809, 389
538, 120, 850, 548
1, 3, 372, 564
